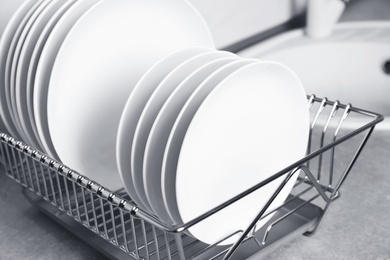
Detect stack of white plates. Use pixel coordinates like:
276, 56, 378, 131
117, 47, 310, 244
0, 0, 310, 245
0, 0, 215, 189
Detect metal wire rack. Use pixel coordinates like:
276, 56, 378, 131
0, 95, 383, 259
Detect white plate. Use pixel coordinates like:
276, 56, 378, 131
143, 55, 239, 223
15, 0, 68, 149
34, 0, 102, 158
47, 0, 214, 190
26, 0, 77, 150
9, 0, 51, 142
174, 62, 309, 245
161, 58, 257, 224
5, 0, 49, 142
116, 46, 212, 210
134, 50, 235, 212
0, 0, 26, 39
0, 0, 28, 133
0, 0, 41, 138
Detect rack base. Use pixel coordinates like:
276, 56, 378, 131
22, 189, 131, 260
23, 188, 323, 260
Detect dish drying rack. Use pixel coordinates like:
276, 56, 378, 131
0, 95, 383, 260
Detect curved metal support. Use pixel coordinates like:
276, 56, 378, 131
223, 169, 298, 259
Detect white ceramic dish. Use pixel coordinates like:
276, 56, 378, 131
134, 50, 235, 212
0, 0, 41, 138
174, 62, 309, 245
25, 0, 77, 150
116, 46, 211, 210
161, 58, 257, 224
143, 56, 239, 223
34, 0, 102, 158
15, 0, 67, 149
0, 0, 26, 39
9, 0, 51, 142
138, 51, 236, 214
47, 0, 214, 190
0, 0, 29, 134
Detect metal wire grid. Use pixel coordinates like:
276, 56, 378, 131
0, 95, 383, 260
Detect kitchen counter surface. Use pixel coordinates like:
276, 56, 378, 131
263, 130, 390, 260
1, 0, 390, 259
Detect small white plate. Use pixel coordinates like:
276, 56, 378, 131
47, 0, 214, 191
0, 0, 42, 138
34, 0, 102, 158
161, 58, 257, 224
116, 46, 212, 210
25, 0, 77, 150
133, 50, 235, 212
143, 55, 239, 223
174, 62, 309, 245
15, 0, 68, 149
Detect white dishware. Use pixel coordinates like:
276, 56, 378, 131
0, 0, 41, 138
0, 0, 28, 133
25, 0, 77, 150
173, 62, 309, 245
143, 55, 240, 223
161, 58, 257, 224
0, 0, 26, 39
47, 0, 214, 190
15, 0, 68, 149
9, 0, 51, 142
116, 46, 212, 211
134, 50, 236, 212
34, 0, 102, 158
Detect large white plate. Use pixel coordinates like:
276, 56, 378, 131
134, 50, 235, 212
0, 0, 41, 138
143, 55, 240, 223
34, 0, 102, 158
47, 0, 214, 190
9, 0, 51, 142
116, 46, 211, 211
161, 58, 257, 224
15, 0, 68, 149
25, 0, 77, 151
174, 62, 309, 245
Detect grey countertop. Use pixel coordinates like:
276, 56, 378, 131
264, 130, 390, 260
0, 174, 107, 260
1, 0, 390, 259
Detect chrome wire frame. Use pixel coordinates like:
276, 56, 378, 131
0, 95, 383, 260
